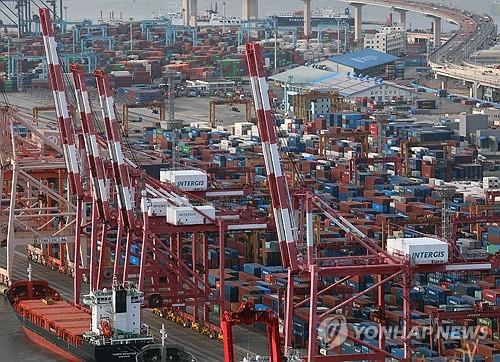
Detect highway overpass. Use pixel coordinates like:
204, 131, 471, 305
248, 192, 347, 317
337, 0, 498, 102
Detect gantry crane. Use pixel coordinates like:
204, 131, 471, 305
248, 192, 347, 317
429, 306, 500, 355
70, 64, 114, 299
401, 137, 452, 177
122, 101, 165, 136
209, 98, 253, 128
32, 105, 75, 126
0, 105, 75, 285
40, 8, 220, 315
245, 42, 500, 362
246, 43, 300, 272
40, 7, 84, 199
318, 128, 370, 158
293, 90, 342, 122
349, 156, 402, 183
386, 215, 442, 240
452, 213, 500, 242
222, 302, 281, 362
8, 11, 274, 343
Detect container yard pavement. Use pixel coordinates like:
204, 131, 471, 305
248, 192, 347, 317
0, 248, 269, 362
7, 91, 252, 129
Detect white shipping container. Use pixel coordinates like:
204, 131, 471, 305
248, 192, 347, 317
234, 122, 254, 136
483, 176, 499, 189
387, 237, 448, 265
250, 125, 259, 137
303, 135, 319, 141
167, 205, 216, 225
111, 70, 131, 77
434, 179, 445, 186
141, 198, 169, 217
160, 170, 208, 191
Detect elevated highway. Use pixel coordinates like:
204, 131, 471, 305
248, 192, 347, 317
340, 0, 498, 101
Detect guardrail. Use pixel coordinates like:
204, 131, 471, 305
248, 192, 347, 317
430, 62, 500, 87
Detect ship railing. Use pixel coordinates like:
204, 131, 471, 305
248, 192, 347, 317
108, 336, 155, 345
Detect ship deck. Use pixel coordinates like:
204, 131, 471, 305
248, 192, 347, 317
18, 299, 91, 336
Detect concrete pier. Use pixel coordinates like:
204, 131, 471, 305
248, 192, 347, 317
431, 16, 442, 48
351, 3, 364, 42
242, 0, 258, 21
182, 0, 198, 27
394, 8, 407, 27
303, 0, 312, 37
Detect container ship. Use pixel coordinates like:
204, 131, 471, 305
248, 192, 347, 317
163, 5, 353, 28
5, 276, 182, 361
162, 4, 242, 27
271, 8, 354, 28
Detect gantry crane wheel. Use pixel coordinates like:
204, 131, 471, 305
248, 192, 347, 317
148, 293, 163, 308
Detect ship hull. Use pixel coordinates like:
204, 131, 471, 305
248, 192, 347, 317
23, 326, 81, 362
15, 313, 151, 361
272, 16, 353, 27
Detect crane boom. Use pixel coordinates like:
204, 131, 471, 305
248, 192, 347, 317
70, 64, 111, 221
39, 8, 83, 197
245, 43, 299, 272
94, 70, 135, 229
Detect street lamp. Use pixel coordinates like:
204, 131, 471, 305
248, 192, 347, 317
129, 17, 133, 52
222, 1, 226, 33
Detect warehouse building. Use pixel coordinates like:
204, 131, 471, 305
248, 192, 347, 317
271, 65, 415, 117
313, 49, 400, 77
458, 113, 489, 139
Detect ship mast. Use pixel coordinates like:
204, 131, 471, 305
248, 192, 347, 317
160, 324, 168, 362
27, 263, 32, 282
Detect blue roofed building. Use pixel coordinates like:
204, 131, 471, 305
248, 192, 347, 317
270, 65, 415, 119
314, 49, 400, 77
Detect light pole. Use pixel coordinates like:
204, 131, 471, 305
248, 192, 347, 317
222, 1, 226, 33
129, 17, 133, 52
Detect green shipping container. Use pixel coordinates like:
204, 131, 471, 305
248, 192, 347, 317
110, 64, 126, 71
478, 317, 492, 328
487, 244, 500, 255
475, 290, 482, 300
3, 80, 14, 92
